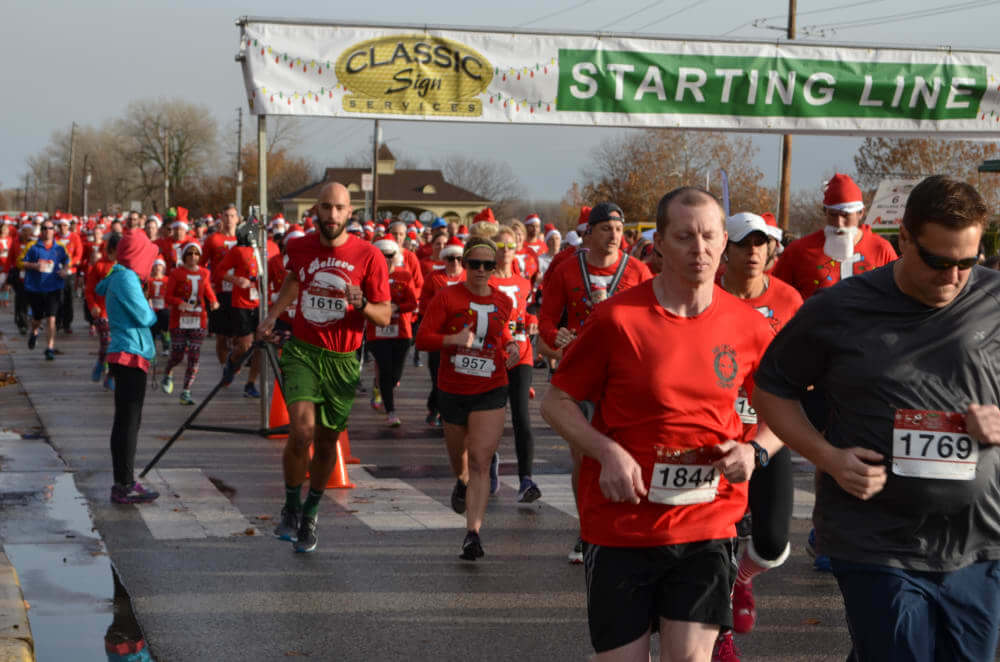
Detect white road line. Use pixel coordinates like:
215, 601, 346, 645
501, 474, 579, 519
139, 469, 252, 540
325, 476, 465, 531
793, 487, 814, 521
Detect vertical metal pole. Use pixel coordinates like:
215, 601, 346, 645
257, 115, 270, 432
66, 122, 77, 213
777, 0, 796, 231
163, 126, 170, 212
371, 119, 380, 222
235, 107, 244, 215
80, 154, 89, 217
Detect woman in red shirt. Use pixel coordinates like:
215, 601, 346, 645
146, 258, 170, 359
416, 237, 519, 561
161, 243, 219, 405
419, 239, 466, 427
365, 237, 418, 427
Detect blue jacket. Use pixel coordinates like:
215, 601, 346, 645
24, 242, 69, 293
96, 264, 157, 360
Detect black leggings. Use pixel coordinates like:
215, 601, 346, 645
506, 364, 535, 479
109, 363, 148, 486
369, 338, 410, 413
426, 351, 440, 414
748, 446, 793, 560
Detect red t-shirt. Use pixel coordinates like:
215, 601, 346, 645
146, 276, 169, 311
416, 242, 433, 261
539, 251, 653, 348
365, 268, 418, 341
415, 283, 515, 395
203, 233, 238, 289
155, 237, 186, 268
420, 258, 447, 278
402, 248, 424, 293
525, 238, 547, 256
551, 281, 774, 547
267, 253, 296, 325
84, 258, 115, 318
216, 246, 260, 309
164, 266, 217, 329
490, 273, 536, 367
513, 249, 539, 282
541, 245, 579, 292
286, 233, 390, 353
419, 269, 465, 311
772, 225, 897, 300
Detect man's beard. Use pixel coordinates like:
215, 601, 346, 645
823, 226, 859, 262
320, 219, 343, 241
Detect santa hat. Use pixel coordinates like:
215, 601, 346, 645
440, 236, 465, 258
407, 229, 418, 239
577, 206, 592, 226
413, 220, 423, 230
473, 208, 496, 224
760, 212, 783, 242
823, 174, 864, 213
524, 213, 541, 225
153, 258, 166, 268
543, 223, 556, 234
171, 220, 189, 231
57, 218, 70, 226
347, 222, 363, 235
545, 228, 562, 242
564, 230, 582, 247
285, 230, 306, 240
175, 206, 189, 222
181, 242, 201, 256
458, 224, 469, 236
374, 236, 399, 254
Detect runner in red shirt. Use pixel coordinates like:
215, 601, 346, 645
541, 188, 780, 661
85, 232, 120, 388
204, 205, 241, 366
257, 182, 391, 553
366, 237, 418, 427
416, 236, 519, 560
523, 213, 547, 256
773, 173, 897, 300
419, 239, 466, 426
55, 217, 83, 333
420, 232, 453, 278
146, 259, 170, 358
266, 230, 304, 346
217, 227, 263, 398
713, 212, 804, 657
491, 226, 542, 502
160, 243, 219, 405
509, 219, 540, 283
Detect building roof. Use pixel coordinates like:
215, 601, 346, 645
280, 167, 491, 206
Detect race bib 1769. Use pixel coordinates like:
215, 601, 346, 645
892, 409, 978, 481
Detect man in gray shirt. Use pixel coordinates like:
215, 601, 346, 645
754, 175, 1000, 661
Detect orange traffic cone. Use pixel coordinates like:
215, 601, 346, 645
268, 379, 289, 439
305, 440, 355, 489
339, 429, 360, 464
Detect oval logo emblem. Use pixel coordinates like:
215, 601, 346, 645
335, 34, 493, 117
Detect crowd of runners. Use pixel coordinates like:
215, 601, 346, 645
4, 171, 1000, 661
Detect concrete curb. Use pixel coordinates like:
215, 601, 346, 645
0, 551, 33, 662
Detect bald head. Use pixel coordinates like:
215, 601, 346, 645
318, 182, 350, 205
316, 182, 353, 244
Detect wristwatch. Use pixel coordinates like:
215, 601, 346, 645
358, 295, 368, 311
749, 441, 769, 469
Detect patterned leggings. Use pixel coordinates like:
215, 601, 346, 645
166, 327, 207, 390
94, 317, 110, 364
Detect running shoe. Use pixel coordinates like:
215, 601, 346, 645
460, 530, 484, 561
273, 506, 300, 542
711, 630, 741, 662
528, 387, 536, 399
370, 387, 384, 411
17, 325, 27, 335
220, 357, 237, 386
44, 348, 55, 361
244, 382, 260, 398
426, 412, 442, 428
517, 477, 542, 503
27, 332, 37, 349
63, 327, 73, 335
386, 414, 402, 427
568, 537, 584, 564
91, 360, 104, 383
161, 375, 174, 395
732, 579, 756, 634
807, 528, 832, 572
450, 479, 467, 514
110, 482, 160, 505
293, 514, 318, 553
179, 390, 195, 406
489, 452, 501, 496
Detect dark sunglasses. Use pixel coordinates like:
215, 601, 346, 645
41, 225, 55, 230
465, 259, 496, 271
445, 255, 462, 262
913, 236, 977, 271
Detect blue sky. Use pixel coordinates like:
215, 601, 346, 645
2, 0, 998, 205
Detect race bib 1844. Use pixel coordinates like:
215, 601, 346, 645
647, 445, 723, 506
892, 409, 978, 481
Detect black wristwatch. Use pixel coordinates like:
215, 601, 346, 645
358, 295, 368, 311
749, 441, 769, 468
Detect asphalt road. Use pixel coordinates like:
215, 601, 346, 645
0, 300, 859, 661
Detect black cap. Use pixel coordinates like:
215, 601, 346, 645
588, 202, 625, 226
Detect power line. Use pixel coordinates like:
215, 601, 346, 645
600, 0, 663, 30
719, 20, 753, 36
517, 0, 598, 28
633, 0, 711, 31
805, 0, 1000, 31
757, 0, 889, 22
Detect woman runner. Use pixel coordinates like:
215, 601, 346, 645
419, 237, 466, 427
416, 236, 519, 560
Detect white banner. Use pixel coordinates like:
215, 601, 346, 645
237, 18, 1000, 136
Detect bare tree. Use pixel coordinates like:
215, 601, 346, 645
433, 155, 525, 218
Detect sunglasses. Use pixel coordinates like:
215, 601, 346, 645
913, 236, 978, 271
41, 226, 55, 230
465, 259, 496, 271
495, 241, 517, 249
445, 256, 462, 262
382, 252, 396, 260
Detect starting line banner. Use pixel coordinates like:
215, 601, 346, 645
237, 17, 1000, 136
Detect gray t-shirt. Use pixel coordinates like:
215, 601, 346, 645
756, 263, 1000, 571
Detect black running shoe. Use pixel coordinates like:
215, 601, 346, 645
450, 479, 467, 514
27, 332, 37, 350
273, 506, 300, 542
293, 514, 317, 553
460, 530, 484, 561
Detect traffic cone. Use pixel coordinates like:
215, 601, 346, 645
339, 429, 360, 464
326, 438, 355, 489
268, 379, 289, 439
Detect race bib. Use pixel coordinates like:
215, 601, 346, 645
248, 286, 258, 301
302, 294, 347, 322
375, 323, 399, 338
179, 315, 201, 330
452, 352, 495, 378
647, 445, 723, 506
151, 297, 165, 309
735, 391, 757, 424
892, 409, 978, 481
222, 269, 234, 292
38, 260, 54, 274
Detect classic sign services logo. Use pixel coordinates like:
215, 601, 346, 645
335, 34, 493, 117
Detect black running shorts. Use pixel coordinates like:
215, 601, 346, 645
437, 386, 508, 426
28, 289, 61, 320
583, 538, 736, 653
208, 293, 234, 336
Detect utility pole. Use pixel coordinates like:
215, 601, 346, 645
82, 154, 91, 218
235, 107, 244, 216
371, 119, 381, 222
23, 174, 29, 211
777, 0, 796, 231
45, 161, 52, 211
162, 125, 170, 211
66, 122, 77, 213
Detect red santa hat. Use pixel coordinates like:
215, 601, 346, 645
413, 220, 423, 230
285, 230, 306, 240
524, 213, 541, 225
175, 206, 189, 223
288, 223, 303, 233
823, 174, 864, 213
543, 223, 556, 234
576, 206, 592, 233
374, 236, 399, 254
440, 235, 465, 258
473, 208, 497, 224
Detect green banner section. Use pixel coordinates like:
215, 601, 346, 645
557, 50, 985, 119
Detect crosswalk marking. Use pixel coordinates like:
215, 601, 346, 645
793, 487, 814, 520
501, 474, 579, 519
325, 474, 465, 531
139, 469, 252, 540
